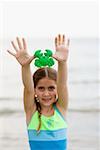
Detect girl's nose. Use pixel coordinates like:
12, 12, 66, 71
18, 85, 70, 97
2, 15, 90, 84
44, 89, 49, 96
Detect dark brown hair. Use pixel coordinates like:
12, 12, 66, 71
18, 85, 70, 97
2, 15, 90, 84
33, 67, 57, 133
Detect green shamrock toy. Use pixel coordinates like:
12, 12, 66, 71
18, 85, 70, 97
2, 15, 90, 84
34, 49, 55, 67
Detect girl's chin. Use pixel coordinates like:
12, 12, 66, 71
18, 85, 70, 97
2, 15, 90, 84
40, 100, 54, 106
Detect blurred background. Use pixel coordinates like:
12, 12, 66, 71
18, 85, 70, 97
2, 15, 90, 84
0, 0, 99, 150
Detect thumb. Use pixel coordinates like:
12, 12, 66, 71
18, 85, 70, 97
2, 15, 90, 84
27, 55, 35, 64
52, 54, 58, 61
30, 55, 35, 62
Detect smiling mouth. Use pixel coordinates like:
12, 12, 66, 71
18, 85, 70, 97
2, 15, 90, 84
42, 98, 51, 101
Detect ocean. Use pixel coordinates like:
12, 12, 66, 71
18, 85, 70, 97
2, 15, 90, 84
0, 37, 99, 150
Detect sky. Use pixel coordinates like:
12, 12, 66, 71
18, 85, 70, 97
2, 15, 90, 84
0, 0, 99, 39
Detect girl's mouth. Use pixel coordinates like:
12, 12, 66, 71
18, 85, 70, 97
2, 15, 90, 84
42, 98, 51, 102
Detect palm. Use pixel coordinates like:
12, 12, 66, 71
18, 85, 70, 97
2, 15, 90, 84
7, 37, 34, 66
53, 34, 69, 62
16, 50, 33, 66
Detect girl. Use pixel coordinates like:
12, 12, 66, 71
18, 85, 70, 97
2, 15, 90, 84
7, 34, 69, 150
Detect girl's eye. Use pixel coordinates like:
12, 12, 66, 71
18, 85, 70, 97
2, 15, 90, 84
48, 86, 55, 91
38, 86, 55, 91
38, 87, 44, 91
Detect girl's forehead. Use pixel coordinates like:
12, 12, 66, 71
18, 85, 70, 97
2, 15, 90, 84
37, 78, 56, 86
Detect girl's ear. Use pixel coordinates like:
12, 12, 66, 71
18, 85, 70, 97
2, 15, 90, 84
55, 95, 58, 101
34, 89, 37, 98
35, 94, 37, 98
34, 88, 36, 93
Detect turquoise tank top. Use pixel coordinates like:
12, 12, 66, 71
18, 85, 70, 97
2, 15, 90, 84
27, 104, 68, 150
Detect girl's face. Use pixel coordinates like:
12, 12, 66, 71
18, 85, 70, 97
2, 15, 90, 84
35, 77, 57, 107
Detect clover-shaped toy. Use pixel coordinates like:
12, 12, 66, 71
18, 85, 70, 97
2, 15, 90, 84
34, 49, 55, 67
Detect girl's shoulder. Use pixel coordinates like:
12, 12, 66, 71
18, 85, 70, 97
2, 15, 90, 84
26, 104, 37, 126
55, 102, 67, 121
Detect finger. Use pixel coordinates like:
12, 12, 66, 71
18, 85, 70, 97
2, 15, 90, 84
62, 34, 65, 44
67, 38, 70, 47
7, 50, 16, 57
11, 41, 18, 52
16, 37, 23, 49
58, 34, 61, 45
55, 37, 58, 47
22, 38, 27, 50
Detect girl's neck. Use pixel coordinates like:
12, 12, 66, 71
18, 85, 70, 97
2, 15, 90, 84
41, 105, 54, 116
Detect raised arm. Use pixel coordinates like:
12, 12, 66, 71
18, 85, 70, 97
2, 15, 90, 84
7, 37, 35, 113
53, 34, 70, 111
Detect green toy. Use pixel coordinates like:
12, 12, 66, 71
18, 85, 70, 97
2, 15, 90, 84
34, 49, 55, 67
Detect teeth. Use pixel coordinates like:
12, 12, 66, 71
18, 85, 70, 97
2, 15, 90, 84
43, 99, 50, 101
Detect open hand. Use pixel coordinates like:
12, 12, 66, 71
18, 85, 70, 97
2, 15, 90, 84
53, 34, 70, 63
7, 37, 34, 66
